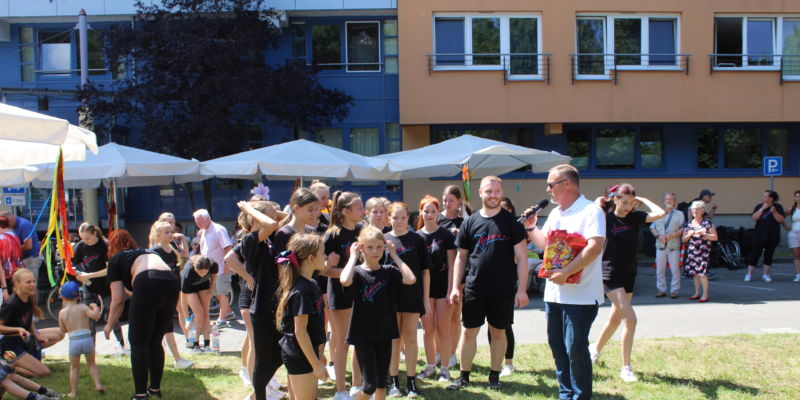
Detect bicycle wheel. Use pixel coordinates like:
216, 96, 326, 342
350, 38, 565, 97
46, 286, 63, 321
726, 240, 742, 268
208, 290, 233, 318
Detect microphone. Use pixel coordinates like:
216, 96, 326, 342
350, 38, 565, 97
517, 198, 550, 223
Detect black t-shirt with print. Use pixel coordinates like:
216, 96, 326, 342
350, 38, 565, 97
416, 227, 455, 299
72, 240, 109, 296
752, 203, 785, 243
280, 276, 326, 349
602, 210, 648, 281
346, 266, 401, 344
455, 208, 526, 296
438, 215, 464, 232
180, 259, 218, 293
241, 231, 279, 315
386, 231, 430, 313
150, 245, 179, 275
0, 293, 34, 332
323, 224, 362, 309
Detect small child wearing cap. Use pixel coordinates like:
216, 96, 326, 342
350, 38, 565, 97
57, 281, 104, 397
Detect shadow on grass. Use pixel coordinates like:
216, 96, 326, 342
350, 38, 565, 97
648, 373, 760, 399
36, 357, 232, 399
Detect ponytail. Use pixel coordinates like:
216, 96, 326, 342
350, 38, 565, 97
280, 188, 319, 228
326, 191, 360, 235
275, 233, 323, 331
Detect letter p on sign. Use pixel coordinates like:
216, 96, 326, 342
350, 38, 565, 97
763, 157, 782, 176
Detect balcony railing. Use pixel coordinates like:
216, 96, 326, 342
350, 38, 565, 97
569, 53, 690, 84
426, 53, 552, 84
708, 54, 800, 85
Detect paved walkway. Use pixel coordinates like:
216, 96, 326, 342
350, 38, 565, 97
41, 263, 799, 356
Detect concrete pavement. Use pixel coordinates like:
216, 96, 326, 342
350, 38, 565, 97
40, 262, 799, 356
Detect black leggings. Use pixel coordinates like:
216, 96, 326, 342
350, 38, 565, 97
487, 326, 515, 360
82, 290, 124, 347
129, 270, 180, 395
748, 241, 778, 266
251, 311, 283, 400
354, 341, 392, 395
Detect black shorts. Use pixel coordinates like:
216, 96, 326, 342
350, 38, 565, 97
461, 290, 515, 330
327, 278, 353, 310
604, 276, 636, 294
0, 336, 29, 361
239, 279, 253, 311
397, 283, 425, 315
280, 342, 321, 375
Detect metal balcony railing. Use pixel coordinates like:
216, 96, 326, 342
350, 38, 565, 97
569, 53, 690, 84
426, 53, 552, 84
708, 54, 800, 85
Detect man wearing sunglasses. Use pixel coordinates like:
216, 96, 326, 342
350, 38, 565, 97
522, 164, 606, 400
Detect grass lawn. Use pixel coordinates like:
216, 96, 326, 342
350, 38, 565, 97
31, 333, 799, 400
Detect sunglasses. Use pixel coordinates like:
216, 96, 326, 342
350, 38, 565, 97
547, 178, 568, 189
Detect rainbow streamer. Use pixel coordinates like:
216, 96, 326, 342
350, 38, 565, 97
39, 148, 75, 286
461, 164, 473, 203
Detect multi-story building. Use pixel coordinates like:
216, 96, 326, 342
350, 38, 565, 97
0, 0, 401, 235
398, 0, 800, 229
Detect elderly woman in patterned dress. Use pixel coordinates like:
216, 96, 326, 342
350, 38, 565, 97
682, 201, 718, 302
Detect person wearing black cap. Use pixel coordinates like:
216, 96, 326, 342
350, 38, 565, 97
679, 189, 717, 222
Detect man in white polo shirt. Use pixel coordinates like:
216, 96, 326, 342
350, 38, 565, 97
194, 209, 235, 322
523, 164, 605, 400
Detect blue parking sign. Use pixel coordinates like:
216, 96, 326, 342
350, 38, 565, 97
763, 157, 782, 176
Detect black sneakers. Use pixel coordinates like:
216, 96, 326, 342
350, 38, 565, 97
446, 377, 470, 391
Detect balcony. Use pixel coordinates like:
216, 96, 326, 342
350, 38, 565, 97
569, 53, 690, 84
709, 54, 800, 84
426, 53, 552, 84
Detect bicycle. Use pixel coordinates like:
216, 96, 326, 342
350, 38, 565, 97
715, 240, 742, 270
45, 263, 103, 320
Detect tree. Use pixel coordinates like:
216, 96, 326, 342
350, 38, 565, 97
78, 0, 353, 213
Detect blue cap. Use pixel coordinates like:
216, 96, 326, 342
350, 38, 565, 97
60, 281, 80, 299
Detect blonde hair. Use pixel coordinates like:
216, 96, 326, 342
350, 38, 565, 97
358, 225, 386, 246
157, 212, 175, 223
309, 180, 330, 193
149, 220, 182, 268
479, 175, 502, 188
239, 201, 273, 233
275, 233, 323, 331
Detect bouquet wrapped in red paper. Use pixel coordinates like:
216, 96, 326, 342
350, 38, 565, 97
538, 229, 588, 284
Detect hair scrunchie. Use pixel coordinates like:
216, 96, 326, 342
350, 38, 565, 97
276, 250, 300, 268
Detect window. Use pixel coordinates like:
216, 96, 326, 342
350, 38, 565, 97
711, 16, 800, 69
640, 128, 664, 169
312, 25, 341, 70
783, 19, 800, 76
384, 19, 398, 75
350, 128, 380, 156
595, 129, 636, 169
316, 128, 343, 148
767, 128, 788, 160
19, 27, 34, 82
576, 15, 679, 76
346, 22, 380, 72
39, 31, 71, 76
431, 127, 534, 148
724, 128, 762, 168
432, 14, 542, 78
566, 129, 590, 170
697, 128, 718, 169
291, 23, 306, 62
385, 124, 401, 153
76, 29, 106, 76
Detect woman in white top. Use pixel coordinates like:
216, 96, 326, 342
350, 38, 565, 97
785, 190, 800, 282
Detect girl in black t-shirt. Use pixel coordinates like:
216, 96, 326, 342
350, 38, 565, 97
439, 185, 470, 369
341, 226, 416, 400
148, 220, 193, 370
275, 233, 328, 400
385, 202, 430, 397
591, 184, 665, 383
416, 195, 456, 382
0, 269, 50, 377
323, 191, 365, 397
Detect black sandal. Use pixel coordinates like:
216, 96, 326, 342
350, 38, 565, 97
148, 388, 162, 398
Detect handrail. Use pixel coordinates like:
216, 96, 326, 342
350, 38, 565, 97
569, 53, 690, 84
426, 53, 553, 84
708, 54, 800, 84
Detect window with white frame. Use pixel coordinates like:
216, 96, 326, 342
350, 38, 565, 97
575, 15, 680, 77
432, 14, 542, 78
714, 16, 800, 74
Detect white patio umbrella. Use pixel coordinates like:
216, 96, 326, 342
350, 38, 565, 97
0, 103, 99, 168
191, 139, 390, 181
32, 142, 200, 189
374, 134, 571, 179
0, 166, 43, 187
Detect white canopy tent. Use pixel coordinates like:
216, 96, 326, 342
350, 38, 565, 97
0, 104, 98, 168
374, 134, 571, 179
31, 142, 201, 189
191, 139, 390, 182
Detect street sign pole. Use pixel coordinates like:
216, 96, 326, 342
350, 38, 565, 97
763, 156, 782, 192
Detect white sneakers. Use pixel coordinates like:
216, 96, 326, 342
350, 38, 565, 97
268, 378, 283, 391
416, 364, 436, 380
349, 386, 362, 397
448, 354, 458, 368
620, 366, 638, 382
747, 273, 774, 282
239, 367, 252, 386
333, 391, 353, 400
744, 274, 752, 282
793, 274, 800, 282
174, 358, 194, 369
438, 367, 451, 382
499, 364, 515, 377
762, 274, 773, 283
